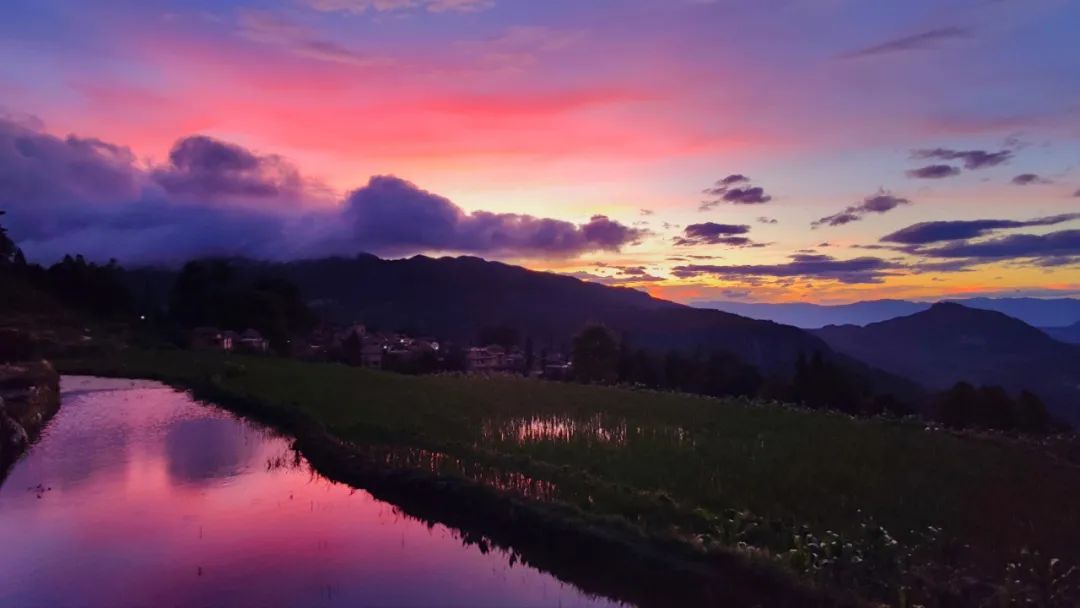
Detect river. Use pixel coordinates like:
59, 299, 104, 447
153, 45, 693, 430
0, 376, 626, 608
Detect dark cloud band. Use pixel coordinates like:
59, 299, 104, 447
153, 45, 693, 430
1, 117, 644, 263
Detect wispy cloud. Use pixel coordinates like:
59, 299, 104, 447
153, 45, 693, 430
1012, 173, 1052, 185
912, 147, 1012, 170
881, 214, 1080, 245
916, 230, 1080, 262
700, 174, 773, 209
812, 191, 911, 228
907, 164, 961, 179
672, 255, 899, 284
236, 9, 391, 67
840, 26, 969, 59
303, 0, 494, 14
673, 222, 762, 247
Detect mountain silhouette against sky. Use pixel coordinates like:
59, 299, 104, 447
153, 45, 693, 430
1043, 321, 1080, 345
814, 302, 1080, 424
695, 297, 1080, 330
127, 254, 922, 400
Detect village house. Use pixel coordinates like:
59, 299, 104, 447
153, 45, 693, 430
221, 330, 240, 350
542, 352, 572, 380
190, 327, 233, 351
360, 340, 385, 368
467, 345, 504, 371
299, 323, 339, 359
236, 329, 269, 353
336, 324, 367, 345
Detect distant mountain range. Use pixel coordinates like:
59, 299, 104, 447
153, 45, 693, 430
694, 297, 1080, 329
1043, 321, 1080, 345
814, 303, 1080, 424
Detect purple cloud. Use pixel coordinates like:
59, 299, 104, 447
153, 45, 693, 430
881, 213, 1080, 244
907, 164, 961, 179
333, 176, 645, 257
715, 174, 749, 186
812, 191, 911, 228
840, 27, 969, 59
700, 175, 773, 209
2, 117, 644, 263
151, 135, 312, 205
911, 147, 1013, 170
1, 116, 140, 206
672, 254, 898, 284
673, 222, 759, 247
1011, 173, 1051, 185
916, 230, 1080, 260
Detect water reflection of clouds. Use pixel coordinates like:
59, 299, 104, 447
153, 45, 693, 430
1, 378, 623, 608
164, 418, 258, 484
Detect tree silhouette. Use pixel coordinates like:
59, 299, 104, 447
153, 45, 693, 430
572, 324, 619, 384
0, 210, 20, 266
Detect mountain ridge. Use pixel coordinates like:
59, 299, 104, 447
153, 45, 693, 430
694, 296, 1080, 329
814, 302, 1080, 424
125, 254, 923, 401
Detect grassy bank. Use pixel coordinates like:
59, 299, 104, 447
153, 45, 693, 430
59, 350, 1080, 606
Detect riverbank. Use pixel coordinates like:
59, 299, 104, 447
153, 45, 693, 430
58, 350, 1080, 606
0, 360, 60, 477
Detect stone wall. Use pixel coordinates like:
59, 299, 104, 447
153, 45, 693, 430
0, 360, 61, 477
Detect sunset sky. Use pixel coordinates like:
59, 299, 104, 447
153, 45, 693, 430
2, 0, 1078, 304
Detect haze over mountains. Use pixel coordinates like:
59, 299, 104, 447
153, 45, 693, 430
1041, 321, 1080, 345
695, 297, 1080, 330
815, 303, 1080, 424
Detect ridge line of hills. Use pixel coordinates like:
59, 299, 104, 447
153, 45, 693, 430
693, 297, 1080, 335
117, 254, 1080, 424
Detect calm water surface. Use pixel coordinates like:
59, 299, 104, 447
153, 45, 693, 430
0, 377, 625, 608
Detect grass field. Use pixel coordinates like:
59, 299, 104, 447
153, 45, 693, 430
60, 350, 1080, 604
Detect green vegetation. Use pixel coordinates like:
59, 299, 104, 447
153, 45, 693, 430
60, 349, 1080, 606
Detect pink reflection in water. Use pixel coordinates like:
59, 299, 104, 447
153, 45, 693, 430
0, 377, 624, 608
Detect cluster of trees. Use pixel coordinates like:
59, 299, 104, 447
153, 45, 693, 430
169, 260, 315, 355
0, 211, 19, 266
2, 213, 314, 356
778, 352, 911, 417
570, 324, 1056, 434
2, 212, 132, 318
570, 325, 897, 410
571, 324, 763, 398
932, 382, 1055, 435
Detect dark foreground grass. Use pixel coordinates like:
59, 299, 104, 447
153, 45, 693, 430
60, 350, 1080, 606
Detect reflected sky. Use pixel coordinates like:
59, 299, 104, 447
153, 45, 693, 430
0, 377, 623, 608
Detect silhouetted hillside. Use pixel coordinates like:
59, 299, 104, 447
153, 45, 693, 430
126, 254, 921, 401
274, 255, 826, 374
815, 303, 1080, 424
1043, 321, 1080, 345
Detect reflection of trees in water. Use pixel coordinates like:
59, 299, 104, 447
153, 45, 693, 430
163, 417, 258, 484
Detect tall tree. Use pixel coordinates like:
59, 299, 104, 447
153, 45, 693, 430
0, 210, 20, 266
572, 324, 619, 384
